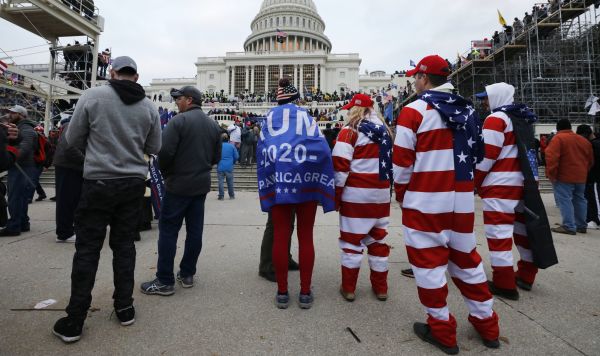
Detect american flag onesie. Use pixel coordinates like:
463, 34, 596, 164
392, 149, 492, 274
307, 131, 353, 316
475, 83, 539, 291
393, 83, 499, 348
332, 111, 392, 295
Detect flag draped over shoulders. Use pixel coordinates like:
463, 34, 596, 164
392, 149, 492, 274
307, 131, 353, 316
257, 103, 335, 213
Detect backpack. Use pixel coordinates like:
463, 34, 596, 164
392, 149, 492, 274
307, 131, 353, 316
33, 132, 54, 168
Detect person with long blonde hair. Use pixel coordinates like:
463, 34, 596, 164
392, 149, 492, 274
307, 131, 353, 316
332, 94, 392, 302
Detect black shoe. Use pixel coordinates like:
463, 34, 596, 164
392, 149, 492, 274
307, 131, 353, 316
299, 292, 314, 309
35, 196, 47, 202
288, 260, 299, 271
259, 271, 276, 282
401, 268, 415, 278
139, 224, 152, 232
21, 225, 30, 232
488, 281, 519, 301
53, 317, 84, 343
134, 232, 141, 242
516, 277, 533, 291
177, 272, 194, 288
483, 338, 500, 349
0, 229, 20, 237
49, 196, 57, 201
115, 306, 135, 326
140, 278, 175, 296
413, 322, 459, 355
576, 228, 587, 234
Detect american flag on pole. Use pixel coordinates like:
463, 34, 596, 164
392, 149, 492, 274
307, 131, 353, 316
276, 29, 287, 43
0, 60, 8, 76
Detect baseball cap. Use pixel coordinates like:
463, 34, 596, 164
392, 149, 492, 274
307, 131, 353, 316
8, 105, 27, 117
170, 86, 202, 104
341, 93, 374, 110
406, 55, 451, 77
475, 91, 488, 99
111, 56, 137, 73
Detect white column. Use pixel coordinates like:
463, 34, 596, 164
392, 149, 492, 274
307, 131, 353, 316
231, 66, 236, 96
250, 65, 255, 94
299, 65, 304, 96
314, 64, 318, 89
262, 38, 266, 52
225, 66, 231, 95
302, 37, 306, 51
320, 65, 326, 92
279, 65, 283, 80
293, 64, 298, 87
245, 66, 250, 92
265, 65, 269, 95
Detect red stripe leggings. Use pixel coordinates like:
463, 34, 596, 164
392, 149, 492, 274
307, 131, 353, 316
271, 201, 318, 295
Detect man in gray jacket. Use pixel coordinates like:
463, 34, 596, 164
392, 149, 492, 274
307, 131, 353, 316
53, 56, 161, 343
0, 105, 39, 237
141, 85, 221, 296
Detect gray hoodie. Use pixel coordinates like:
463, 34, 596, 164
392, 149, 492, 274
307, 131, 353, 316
66, 83, 161, 180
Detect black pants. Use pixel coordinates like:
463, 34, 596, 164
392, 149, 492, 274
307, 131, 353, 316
66, 178, 145, 319
258, 211, 295, 274
55, 167, 84, 240
586, 181, 600, 224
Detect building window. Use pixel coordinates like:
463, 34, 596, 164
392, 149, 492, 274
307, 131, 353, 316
276, 17, 279, 26
303, 64, 315, 92
283, 17, 286, 25
303, 18, 306, 27
270, 18, 273, 27
283, 65, 294, 83
209, 73, 215, 80
339, 71, 345, 78
268, 65, 280, 94
296, 17, 299, 26
254, 65, 266, 96
234, 66, 246, 96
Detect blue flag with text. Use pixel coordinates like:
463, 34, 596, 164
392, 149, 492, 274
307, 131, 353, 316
257, 103, 335, 213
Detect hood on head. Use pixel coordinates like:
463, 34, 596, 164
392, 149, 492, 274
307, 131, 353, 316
486, 82, 515, 111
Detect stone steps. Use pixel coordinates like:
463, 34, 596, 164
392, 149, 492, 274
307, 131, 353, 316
39, 165, 555, 193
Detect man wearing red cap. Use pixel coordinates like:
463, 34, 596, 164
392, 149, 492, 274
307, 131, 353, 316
393, 55, 500, 354
333, 93, 392, 302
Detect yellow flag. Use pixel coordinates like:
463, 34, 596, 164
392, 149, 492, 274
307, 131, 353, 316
498, 9, 507, 26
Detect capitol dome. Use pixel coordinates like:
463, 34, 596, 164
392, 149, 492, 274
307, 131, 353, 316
243, 0, 332, 53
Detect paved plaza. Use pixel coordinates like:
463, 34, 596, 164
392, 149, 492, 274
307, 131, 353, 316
0, 189, 599, 356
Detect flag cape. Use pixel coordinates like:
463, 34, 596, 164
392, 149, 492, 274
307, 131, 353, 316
148, 155, 165, 217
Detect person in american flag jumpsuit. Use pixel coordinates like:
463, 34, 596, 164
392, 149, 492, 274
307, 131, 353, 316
474, 83, 539, 299
393, 56, 500, 354
332, 94, 392, 302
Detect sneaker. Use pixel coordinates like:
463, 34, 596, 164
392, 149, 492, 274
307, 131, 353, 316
35, 195, 47, 202
516, 277, 533, 291
339, 286, 355, 302
218, 197, 224, 201
52, 317, 84, 343
115, 306, 135, 326
140, 278, 175, 296
488, 281, 519, 301
551, 226, 576, 235
276, 292, 290, 309
577, 228, 587, 234
229, 196, 235, 200
413, 322, 459, 355
56, 235, 76, 243
176, 272, 194, 288
587, 221, 600, 230
373, 289, 388, 301
299, 292, 314, 309
483, 338, 501, 349
401, 268, 415, 278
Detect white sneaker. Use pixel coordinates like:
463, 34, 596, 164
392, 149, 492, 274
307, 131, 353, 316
587, 221, 599, 230
56, 235, 76, 243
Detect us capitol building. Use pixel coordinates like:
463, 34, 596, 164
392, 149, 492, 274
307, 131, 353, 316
146, 0, 406, 100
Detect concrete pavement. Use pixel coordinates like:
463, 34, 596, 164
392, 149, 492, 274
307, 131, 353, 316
0, 189, 599, 355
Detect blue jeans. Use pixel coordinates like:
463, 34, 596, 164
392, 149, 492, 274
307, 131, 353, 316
553, 181, 587, 231
156, 192, 206, 285
6, 165, 38, 232
217, 170, 234, 198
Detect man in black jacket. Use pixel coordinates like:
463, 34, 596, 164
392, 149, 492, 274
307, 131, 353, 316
577, 125, 600, 229
0, 106, 39, 237
141, 86, 221, 295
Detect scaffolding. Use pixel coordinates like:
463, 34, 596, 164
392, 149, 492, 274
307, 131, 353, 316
0, 0, 104, 130
451, 0, 600, 124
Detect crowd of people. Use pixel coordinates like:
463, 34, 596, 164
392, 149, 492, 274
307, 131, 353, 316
1, 49, 598, 354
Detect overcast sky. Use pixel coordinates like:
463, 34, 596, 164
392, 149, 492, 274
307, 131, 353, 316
0, 0, 541, 85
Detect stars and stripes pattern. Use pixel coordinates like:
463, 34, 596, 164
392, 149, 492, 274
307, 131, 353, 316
475, 110, 539, 290
393, 91, 499, 347
276, 83, 299, 102
0, 60, 8, 76
357, 120, 392, 181
333, 111, 391, 295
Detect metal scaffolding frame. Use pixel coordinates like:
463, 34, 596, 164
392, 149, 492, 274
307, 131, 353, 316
0, 0, 104, 131
450, 0, 600, 124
